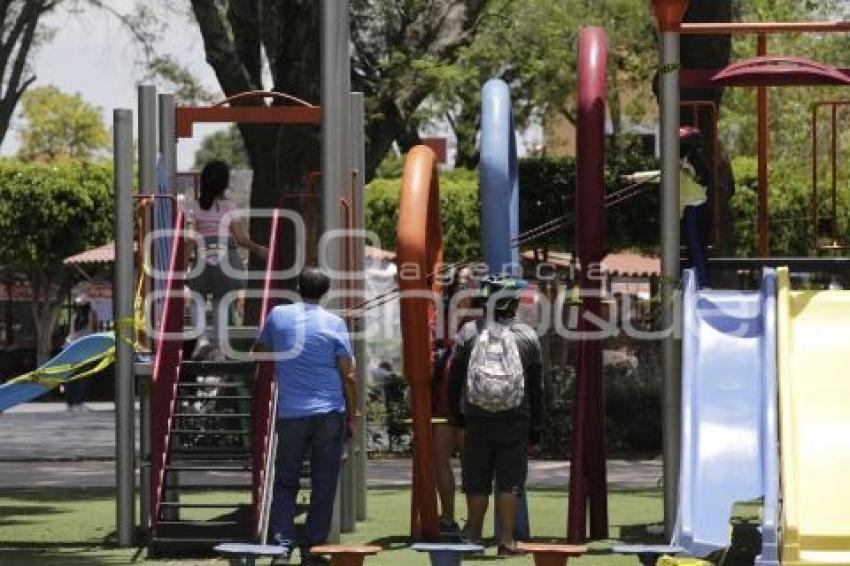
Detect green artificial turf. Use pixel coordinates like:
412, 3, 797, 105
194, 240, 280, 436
0, 488, 663, 565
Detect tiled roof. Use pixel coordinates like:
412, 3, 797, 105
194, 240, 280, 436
64, 242, 115, 265
601, 252, 661, 277
520, 250, 660, 277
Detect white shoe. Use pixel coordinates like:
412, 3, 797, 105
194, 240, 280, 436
192, 336, 212, 360
210, 347, 226, 362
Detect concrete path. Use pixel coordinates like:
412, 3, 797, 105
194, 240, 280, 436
1, 401, 138, 460
0, 403, 661, 490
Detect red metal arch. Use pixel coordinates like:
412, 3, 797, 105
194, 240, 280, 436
396, 145, 443, 541
175, 90, 321, 139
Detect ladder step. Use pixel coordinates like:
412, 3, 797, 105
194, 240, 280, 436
157, 520, 242, 527
176, 382, 245, 389
180, 361, 256, 376
170, 429, 251, 435
160, 502, 247, 509
169, 484, 250, 492
166, 464, 250, 472
151, 536, 244, 544
171, 449, 253, 457
173, 413, 253, 419
177, 395, 253, 401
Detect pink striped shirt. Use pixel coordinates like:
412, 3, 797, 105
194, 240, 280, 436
190, 198, 237, 238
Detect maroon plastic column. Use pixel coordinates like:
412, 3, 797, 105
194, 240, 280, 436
567, 26, 609, 543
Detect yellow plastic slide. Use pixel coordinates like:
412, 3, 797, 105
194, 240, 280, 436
777, 268, 850, 565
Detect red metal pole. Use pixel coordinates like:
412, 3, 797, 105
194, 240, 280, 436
757, 34, 770, 256
813, 105, 819, 250
832, 104, 839, 244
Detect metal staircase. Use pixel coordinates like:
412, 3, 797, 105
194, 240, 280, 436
147, 209, 282, 557
150, 360, 257, 555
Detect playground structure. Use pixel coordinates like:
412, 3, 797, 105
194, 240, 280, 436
6, 1, 850, 564
102, 1, 372, 553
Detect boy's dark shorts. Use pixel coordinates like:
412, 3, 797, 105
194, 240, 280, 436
461, 416, 529, 495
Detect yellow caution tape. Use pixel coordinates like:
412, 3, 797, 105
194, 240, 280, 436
5, 346, 116, 388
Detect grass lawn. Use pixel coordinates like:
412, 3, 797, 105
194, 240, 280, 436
0, 487, 662, 565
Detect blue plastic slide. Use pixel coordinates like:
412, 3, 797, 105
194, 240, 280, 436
677, 269, 779, 564
0, 332, 115, 412
616, 269, 779, 564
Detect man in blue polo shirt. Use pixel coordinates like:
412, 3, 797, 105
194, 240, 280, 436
254, 268, 356, 566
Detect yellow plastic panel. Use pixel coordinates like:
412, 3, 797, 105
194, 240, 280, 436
777, 268, 850, 565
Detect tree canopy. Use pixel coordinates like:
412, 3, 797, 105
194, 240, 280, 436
0, 161, 113, 363
16, 85, 110, 162
0, 1, 169, 151
193, 125, 250, 170
423, 0, 657, 165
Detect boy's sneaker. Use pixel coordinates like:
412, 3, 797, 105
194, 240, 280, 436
497, 541, 523, 558
458, 527, 485, 555
270, 536, 293, 565
439, 518, 462, 540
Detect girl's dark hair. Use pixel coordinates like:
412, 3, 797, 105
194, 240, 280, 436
199, 160, 230, 210
681, 142, 711, 187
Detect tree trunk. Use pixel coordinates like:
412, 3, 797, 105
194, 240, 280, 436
363, 99, 413, 181
191, 1, 323, 322
0, 1, 52, 148
608, 65, 623, 152
450, 101, 482, 169
29, 269, 65, 366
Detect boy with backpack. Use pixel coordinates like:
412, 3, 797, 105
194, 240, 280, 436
448, 275, 544, 557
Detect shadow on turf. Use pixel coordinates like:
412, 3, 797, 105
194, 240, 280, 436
618, 523, 667, 544
0, 548, 131, 565
0, 505, 65, 528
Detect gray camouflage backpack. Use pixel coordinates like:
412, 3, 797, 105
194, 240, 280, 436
465, 322, 525, 412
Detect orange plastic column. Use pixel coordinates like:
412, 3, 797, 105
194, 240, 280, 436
396, 146, 443, 541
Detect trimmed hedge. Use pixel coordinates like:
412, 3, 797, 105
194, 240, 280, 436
365, 168, 482, 261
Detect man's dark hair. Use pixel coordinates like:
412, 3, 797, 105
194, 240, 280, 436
298, 268, 331, 301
